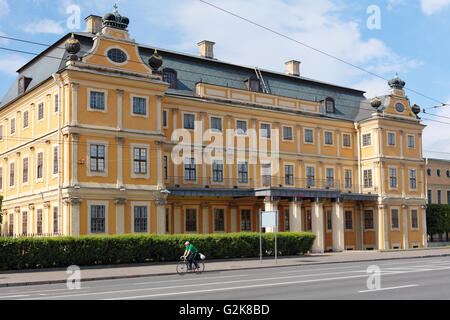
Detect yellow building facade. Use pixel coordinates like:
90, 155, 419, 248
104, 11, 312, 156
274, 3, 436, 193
0, 9, 428, 252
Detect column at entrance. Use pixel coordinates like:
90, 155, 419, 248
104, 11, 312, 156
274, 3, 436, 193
332, 199, 344, 252
156, 198, 168, 234
173, 202, 182, 234
114, 198, 126, 235
311, 198, 324, 253
289, 198, 302, 232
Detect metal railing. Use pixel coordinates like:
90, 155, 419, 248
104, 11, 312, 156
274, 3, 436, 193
165, 176, 254, 188
2, 232, 63, 238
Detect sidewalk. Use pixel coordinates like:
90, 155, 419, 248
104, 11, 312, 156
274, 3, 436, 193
1, 247, 449, 287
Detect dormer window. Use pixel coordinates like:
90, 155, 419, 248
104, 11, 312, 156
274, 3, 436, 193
245, 77, 261, 92
325, 97, 335, 113
162, 68, 177, 89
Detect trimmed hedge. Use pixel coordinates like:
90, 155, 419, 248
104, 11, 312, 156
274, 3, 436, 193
0, 232, 315, 270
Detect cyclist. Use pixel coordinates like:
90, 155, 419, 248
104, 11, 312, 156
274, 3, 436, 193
181, 241, 199, 270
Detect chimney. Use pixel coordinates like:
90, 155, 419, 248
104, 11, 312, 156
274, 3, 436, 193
85, 15, 103, 34
198, 40, 215, 59
285, 60, 301, 77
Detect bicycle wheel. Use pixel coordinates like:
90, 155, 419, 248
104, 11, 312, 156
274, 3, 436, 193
194, 261, 205, 274
176, 261, 188, 275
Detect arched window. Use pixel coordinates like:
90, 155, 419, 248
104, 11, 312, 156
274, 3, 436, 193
162, 68, 177, 89
437, 169, 441, 177
427, 168, 431, 176
325, 97, 335, 113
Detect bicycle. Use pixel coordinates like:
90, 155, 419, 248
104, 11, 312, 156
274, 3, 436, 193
177, 256, 205, 275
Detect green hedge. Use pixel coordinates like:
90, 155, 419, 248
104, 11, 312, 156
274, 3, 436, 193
0, 232, 315, 270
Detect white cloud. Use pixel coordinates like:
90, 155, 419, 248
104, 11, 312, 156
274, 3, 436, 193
0, 54, 28, 76
422, 99, 450, 159
22, 19, 65, 35
421, 0, 450, 15
0, 0, 9, 16
169, 0, 420, 91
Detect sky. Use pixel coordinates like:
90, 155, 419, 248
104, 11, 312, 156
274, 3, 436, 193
0, 0, 449, 158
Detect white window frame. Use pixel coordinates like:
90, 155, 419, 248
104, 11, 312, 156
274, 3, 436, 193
342, 133, 352, 148
388, 166, 398, 190
407, 134, 416, 149
260, 122, 271, 139
130, 143, 150, 179
22, 156, 29, 186
211, 159, 225, 185
53, 93, 59, 115
8, 160, 15, 190
303, 128, 314, 144
36, 101, 45, 123
130, 94, 149, 118
408, 167, 417, 191
361, 132, 372, 147
410, 207, 420, 231
390, 207, 400, 231
387, 131, 396, 146
209, 115, 223, 133
325, 166, 335, 188
343, 167, 353, 190
182, 111, 196, 131
363, 168, 373, 189
282, 125, 294, 142
183, 156, 198, 184
104, 45, 130, 66
305, 164, 316, 187
23, 109, 29, 129
87, 140, 109, 178
323, 130, 334, 146
87, 88, 108, 113
284, 162, 295, 186
52, 144, 59, 180
130, 201, 151, 234
87, 200, 109, 235
235, 119, 248, 136
10, 117, 16, 135
237, 160, 250, 186
36, 149, 44, 183
162, 109, 169, 129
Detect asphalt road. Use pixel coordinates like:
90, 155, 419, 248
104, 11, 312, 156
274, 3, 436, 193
1, 256, 450, 300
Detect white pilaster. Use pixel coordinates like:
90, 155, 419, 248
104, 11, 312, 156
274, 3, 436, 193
332, 200, 344, 252
311, 199, 324, 253
289, 199, 303, 232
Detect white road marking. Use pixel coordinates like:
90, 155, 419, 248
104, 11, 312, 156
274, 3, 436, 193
278, 265, 362, 274
358, 284, 418, 293
0, 294, 29, 299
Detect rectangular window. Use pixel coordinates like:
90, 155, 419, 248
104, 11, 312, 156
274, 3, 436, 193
324, 131, 333, 145
54, 94, 59, 113
326, 210, 332, 231
22, 211, 28, 236
10, 118, 15, 134
164, 156, 168, 181
134, 206, 148, 233
411, 209, 418, 229
326, 168, 335, 188
91, 205, 105, 233
284, 164, 294, 185
284, 209, 290, 231
345, 210, 353, 230
132, 97, 147, 115
387, 132, 396, 146
210, 117, 222, 133
236, 120, 247, 135
212, 161, 224, 182
448, 191, 450, 205
184, 114, 195, 129
162, 110, 167, 127
38, 103, 44, 120
8, 213, 14, 237
23, 110, 29, 128
389, 167, 398, 188
53, 146, 58, 175
304, 129, 314, 143
344, 169, 352, 189
364, 210, 374, 230
428, 189, 432, 204
9, 162, 14, 187
261, 163, 271, 186
409, 169, 417, 189
241, 209, 251, 231
306, 210, 312, 231
362, 133, 371, 146
437, 190, 442, 204
260, 123, 271, 138
53, 207, 59, 234
165, 208, 170, 233
238, 162, 249, 183
36, 152, 44, 180
363, 169, 372, 188
133, 147, 147, 174
23, 158, 28, 184
185, 209, 197, 232
407, 135, 415, 148
306, 166, 315, 187
36, 209, 43, 236
0, 125, 3, 140
283, 126, 293, 141
342, 134, 351, 147
184, 158, 196, 181
90, 91, 105, 110
214, 208, 225, 232
391, 209, 399, 230
90, 145, 105, 172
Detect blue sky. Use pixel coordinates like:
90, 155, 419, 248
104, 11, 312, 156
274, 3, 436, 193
0, 0, 449, 158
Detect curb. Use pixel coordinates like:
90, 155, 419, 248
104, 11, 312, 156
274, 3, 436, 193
1, 251, 450, 288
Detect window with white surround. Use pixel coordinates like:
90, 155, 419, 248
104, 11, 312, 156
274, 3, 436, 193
304, 128, 314, 143
36, 209, 43, 235
53, 146, 58, 175
22, 211, 28, 236
344, 169, 352, 189
389, 167, 398, 189
23, 157, 28, 184
306, 166, 315, 187
409, 169, 417, 190
134, 206, 148, 233
342, 133, 351, 147
133, 147, 147, 174
210, 116, 222, 133
391, 208, 400, 230
54, 94, 59, 113
10, 118, 15, 134
362, 133, 372, 147
363, 169, 372, 188
236, 120, 248, 135
364, 210, 374, 230
212, 161, 224, 183
0, 166, 3, 190
260, 123, 271, 138
53, 207, 59, 234
387, 132, 396, 146
9, 162, 14, 187
89, 91, 105, 110
282, 126, 293, 141
324, 131, 333, 145
411, 209, 419, 230
284, 164, 294, 185
407, 134, 415, 148
183, 113, 195, 130
8, 213, 14, 236
326, 167, 335, 188
37, 103, 44, 121
90, 145, 105, 172
90, 204, 106, 233
184, 158, 196, 182
132, 96, 147, 116
23, 110, 29, 128
238, 162, 249, 183
36, 152, 43, 181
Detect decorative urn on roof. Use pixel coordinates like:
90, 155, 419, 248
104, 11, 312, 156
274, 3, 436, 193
411, 103, 421, 117
370, 96, 382, 111
388, 73, 406, 90
103, 4, 130, 30
148, 49, 163, 72
65, 33, 81, 61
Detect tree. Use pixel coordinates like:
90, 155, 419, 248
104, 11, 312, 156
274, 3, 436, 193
426, 204, 450, 241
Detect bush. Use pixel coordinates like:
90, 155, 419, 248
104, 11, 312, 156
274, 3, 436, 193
0, 232, 315, 270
